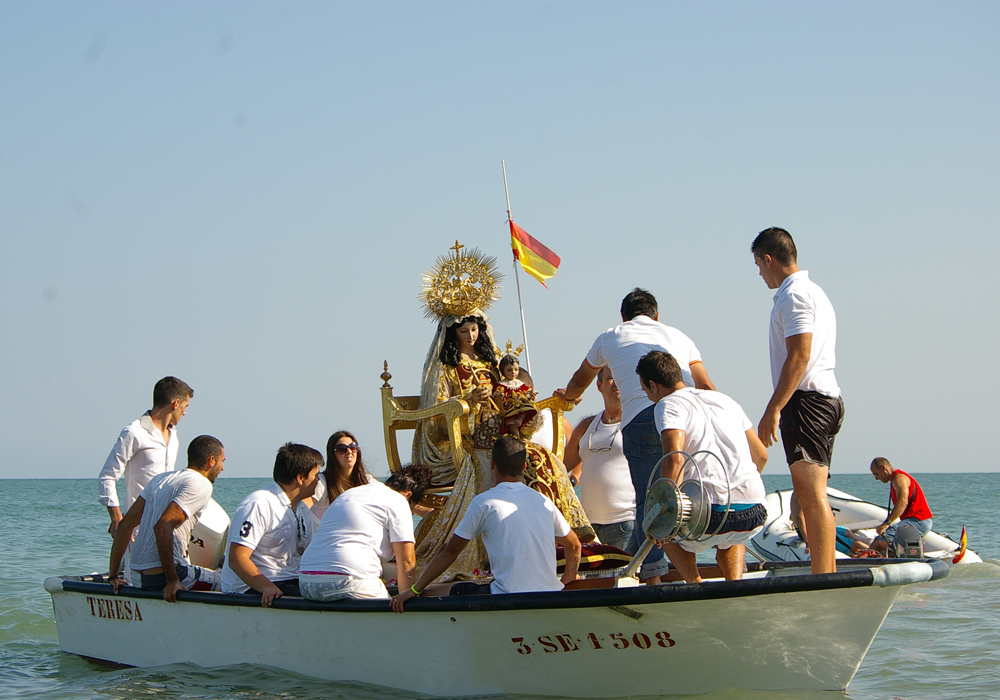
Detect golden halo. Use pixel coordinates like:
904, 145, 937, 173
420, 240, 503, 320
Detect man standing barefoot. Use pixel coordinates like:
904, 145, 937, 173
753, 228, 844, 574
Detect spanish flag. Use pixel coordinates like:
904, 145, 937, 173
510, 219, 561, 287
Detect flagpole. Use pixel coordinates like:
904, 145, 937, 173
502, 159, 532, 374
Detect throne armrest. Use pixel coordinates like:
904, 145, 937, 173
380, 381, 469, 477
533, 396, 575, 461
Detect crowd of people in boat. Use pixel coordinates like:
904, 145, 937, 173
98, 226, 936, 605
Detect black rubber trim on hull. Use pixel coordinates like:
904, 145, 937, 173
59, 564, 885, 614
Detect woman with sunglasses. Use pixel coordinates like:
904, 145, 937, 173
309, 431, 373, 524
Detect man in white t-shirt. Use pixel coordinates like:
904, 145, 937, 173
391, 436, 581, 611
298, 464, 429, 601
564, 366, 636, 551
554, 288, 715, 583
753, 227, 844, 574
108, 435, 226, 602
221, 443, 322, 606
98, 376, 193, 537
636, 351, 769, 583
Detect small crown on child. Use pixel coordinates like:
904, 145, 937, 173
502, 340, 525, 362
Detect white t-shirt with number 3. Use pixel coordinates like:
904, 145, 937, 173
221, 482, 315, 593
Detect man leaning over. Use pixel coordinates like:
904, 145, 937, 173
109, 435, 226, 602
869, 457, 932, 555
221, 443, 322, 606
752, 227, 844, 574
637, 351, 768, 583
555, 288, 714, 583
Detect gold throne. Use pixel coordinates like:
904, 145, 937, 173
380, 361, 574, 509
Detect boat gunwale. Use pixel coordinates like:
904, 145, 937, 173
52, 559, 944, 613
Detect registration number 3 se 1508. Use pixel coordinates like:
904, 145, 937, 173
511, 631, 675, 655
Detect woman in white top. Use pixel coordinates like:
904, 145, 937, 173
309, 430, 373, 523
299, 464, 431, 601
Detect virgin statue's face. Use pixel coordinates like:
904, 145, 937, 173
455, 320, 479, 353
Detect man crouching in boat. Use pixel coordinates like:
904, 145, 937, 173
869, 457, 933, 555
636, 351, 769, 584
220, 443, 322, 606
108, 436, 226, 602
391, 436, 582, 611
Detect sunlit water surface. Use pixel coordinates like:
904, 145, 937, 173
2, 474, 997, 700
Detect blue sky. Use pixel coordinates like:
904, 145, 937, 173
2, 2, 998, 480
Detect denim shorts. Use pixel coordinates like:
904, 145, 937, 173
884, 517, 932, 543
622, 405, 670, 579
592, 520, 635, 552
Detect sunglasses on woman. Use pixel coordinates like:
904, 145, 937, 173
333, 442, 359, 455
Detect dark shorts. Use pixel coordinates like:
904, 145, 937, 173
450, 581, 493, 596
707, 503, 768, 534
779, 390, 844, 468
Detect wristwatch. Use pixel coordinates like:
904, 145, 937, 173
569, 475, 578, 487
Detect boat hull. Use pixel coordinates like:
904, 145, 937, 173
46, 561, 946, 697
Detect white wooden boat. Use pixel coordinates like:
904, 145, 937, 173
748, 487, 981, 565
46, 558, 947, 696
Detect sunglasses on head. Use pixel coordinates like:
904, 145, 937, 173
333, 442, 359, 455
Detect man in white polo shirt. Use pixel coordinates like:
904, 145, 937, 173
221, 443, 322, 606
752, 227, 844, 574
636, 351, 768, 583
555, 288, 715, 583
108, 435, 226, 602
391, 436, 581, 610
98, 376, 193, 537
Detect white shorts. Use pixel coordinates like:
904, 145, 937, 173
299, 572, 388, 601
677, 525, 763, 554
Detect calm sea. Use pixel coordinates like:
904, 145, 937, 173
2, 474, 998, 700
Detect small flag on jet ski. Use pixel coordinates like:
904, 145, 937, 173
510, 219, 561, 287
952, 526, 968, 564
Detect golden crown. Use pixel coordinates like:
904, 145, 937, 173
502, 340, 525, 359
420, 241, 503, 320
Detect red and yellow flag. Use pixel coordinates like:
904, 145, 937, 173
510, 219, 561, 287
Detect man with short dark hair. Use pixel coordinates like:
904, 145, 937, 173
221, 443, 323, 606
98, 377, 193, 537
555, 288, 714, 583
869, 457, 932, 554
752, 227, 844, 574
636, 351, 768, 582
390, 436, 581, 610
108, 435, 225, 602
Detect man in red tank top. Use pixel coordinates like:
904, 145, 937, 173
870, 457, 933, 553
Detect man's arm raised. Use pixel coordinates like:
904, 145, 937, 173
555, 359, 600, 404
690, 361, 716, 391
758, 333, 811, 447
